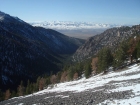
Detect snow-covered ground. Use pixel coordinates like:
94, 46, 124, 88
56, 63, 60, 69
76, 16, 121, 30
29, 64, 140, 104
35, 64, 140, 93
1, 63, 140, 105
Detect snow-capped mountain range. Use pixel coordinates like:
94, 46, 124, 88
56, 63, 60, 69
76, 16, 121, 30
29, 21, 121, 30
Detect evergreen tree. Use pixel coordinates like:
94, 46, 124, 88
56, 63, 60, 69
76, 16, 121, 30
39, 78, 45, 90
25, 80, 31, 95
136, 40, 140, 58
76, 63, 83, 77
29, 83, 34, 93
114, 47, 126, 67
0, 89, 4, 101
128, 38, 137, 61
17, 81, 25, 96
50, 75, 57, 84
68, 66, 75, 81
60, 71, 67, 82
36, 76, 41, 91
56, 72, 61, 83
5, 89, 11, 100
73, 72, 78, 80
32, 83, 37, 93
45, 77, 51, 87
11, 90, 17, 98
91, 57, 98, 73
84, 63, 92, 79
97, 47, 113, 73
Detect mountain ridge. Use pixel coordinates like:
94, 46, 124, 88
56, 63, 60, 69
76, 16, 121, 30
0, 11, 84, 91
73, 25, 140, 61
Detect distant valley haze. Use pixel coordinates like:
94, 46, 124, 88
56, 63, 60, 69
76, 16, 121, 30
57, 28, 105, 39
29, 21, 121, 39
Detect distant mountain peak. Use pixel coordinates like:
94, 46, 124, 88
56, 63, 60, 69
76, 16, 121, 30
29, 21, 122, 30
0, 11, 6, 21
0, 11, 25, 23
0, 11, 6, 15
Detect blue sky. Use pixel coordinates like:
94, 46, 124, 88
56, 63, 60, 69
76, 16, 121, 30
0, 0, 140, 24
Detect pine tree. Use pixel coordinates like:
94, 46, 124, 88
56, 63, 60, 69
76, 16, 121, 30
0, 89, 4, 101
97, 47, 113, 73
5, 89, 11, 100
29, 83, 34, 93
50, 75, 57, 84
76, 63, 83, 77
91, 57, 98, 74
60, 71, 67, 82
84, 63, 92, 79
39, 78, 45, 90
26, 80, 31, 95
73, 72, 78, 80
36, 76, 41, 91
45, 77, 51, 87
68, 66, 75, 81
32, 83, 37, 93
56, 72, 61, 83
114, 47, 126, 67
18, 81, 25, 96
11, 90, 17, 98
128, 38, 137, 61
136, 40, 140, 58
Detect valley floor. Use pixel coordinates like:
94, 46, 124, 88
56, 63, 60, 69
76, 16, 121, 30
1, 64, 140, 105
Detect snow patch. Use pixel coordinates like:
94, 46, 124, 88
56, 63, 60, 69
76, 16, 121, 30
110, 84, 140, 94
18, 103, 24, 105
98, 96, 140, 105
0, 16, 4, 21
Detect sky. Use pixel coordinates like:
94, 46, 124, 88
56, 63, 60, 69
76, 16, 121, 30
0, 0, 140, 25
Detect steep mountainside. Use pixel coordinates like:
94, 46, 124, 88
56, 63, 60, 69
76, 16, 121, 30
0, 11, 84, 91
73, 25, 140, 61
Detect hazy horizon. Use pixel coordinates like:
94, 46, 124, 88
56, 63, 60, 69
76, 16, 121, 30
1, 0, 140, 39
0, 0, 140, 25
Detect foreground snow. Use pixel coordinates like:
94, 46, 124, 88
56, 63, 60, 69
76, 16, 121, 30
35, 64, 140, 93
3, 63, 140, 105
33, 64, 140, 104
99, 96, 140, 105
